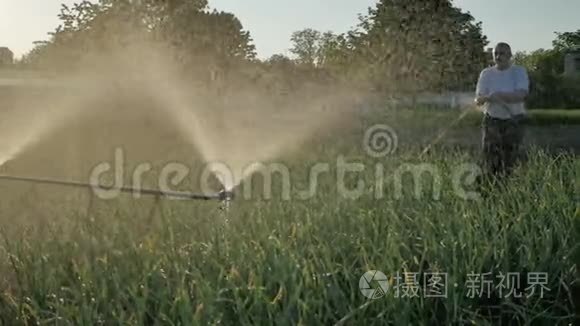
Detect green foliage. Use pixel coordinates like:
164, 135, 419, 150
157, 8, 257, 63
0, 109, 577, 324
349, 0, 489, 94
289, 28, 322, 66
513, 49, 564, 74
22, 0, 149, 68
553, 29, 580, 51
289, 29, 349, 71
265, 54, 293, 67
527, 108, 580, 125
457, 109, 580, 128
20, 0, 256, 71
514, 30, 580, 109
285, 1, 490, 95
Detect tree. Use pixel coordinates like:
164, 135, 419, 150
264, 54, 294, 69
289, 28, 322, 66
514, 49, 565, 108
514, 49, 564, 75
513, 29, 580, 109
553, 29, 580, 51
316, 32, 349, 67
288, 28, 352, 82
349, 0, 489, 93
155, 6, 256, 63
21, 0, 257, 71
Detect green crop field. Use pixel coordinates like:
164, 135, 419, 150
0, 102, 578, 325
2, 0, 579, 323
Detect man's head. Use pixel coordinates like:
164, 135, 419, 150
493, 42, 513, 70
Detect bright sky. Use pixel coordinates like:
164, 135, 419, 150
0, 0, 578, 60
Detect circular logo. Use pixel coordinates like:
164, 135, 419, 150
363, 124, 398, 158
359, 270, 389, 299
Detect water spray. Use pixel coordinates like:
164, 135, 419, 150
419, 96, 517, 158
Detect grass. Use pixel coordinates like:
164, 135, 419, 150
381, 102, 580, 128
526, 109, 580, 126
0, 106, 578, 325
455, 108, 580, 127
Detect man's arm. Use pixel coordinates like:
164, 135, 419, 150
474, 69, 488, 106
489, 89, 528, 103
489, 66, 529, 104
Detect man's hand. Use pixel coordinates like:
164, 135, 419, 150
474, 96, 488, 106
488, 90, 527, 104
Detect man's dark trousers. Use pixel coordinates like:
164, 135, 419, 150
481, 113, 527, 179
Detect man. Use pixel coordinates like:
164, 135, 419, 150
475, 42, 530, 181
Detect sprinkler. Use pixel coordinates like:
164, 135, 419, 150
0, 174, 232, 204
217, 189, 235, 210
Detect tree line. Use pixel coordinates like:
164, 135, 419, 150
15, 0, 580, 108
513, 31, 580, 109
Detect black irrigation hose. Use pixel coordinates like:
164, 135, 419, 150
0, 174, 231, 201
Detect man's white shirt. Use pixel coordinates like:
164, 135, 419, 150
476, 64, 529, 120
